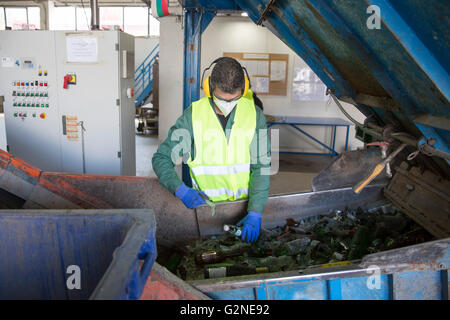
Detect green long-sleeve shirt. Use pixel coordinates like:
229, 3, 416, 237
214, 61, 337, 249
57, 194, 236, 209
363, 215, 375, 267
152, 97, 271, 213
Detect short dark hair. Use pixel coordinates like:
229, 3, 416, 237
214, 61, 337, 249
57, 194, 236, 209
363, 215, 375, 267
210, 57, 245, 94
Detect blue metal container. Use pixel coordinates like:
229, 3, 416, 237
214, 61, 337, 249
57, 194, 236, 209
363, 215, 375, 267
189, 239, 449, 300
0, 209, 157, 300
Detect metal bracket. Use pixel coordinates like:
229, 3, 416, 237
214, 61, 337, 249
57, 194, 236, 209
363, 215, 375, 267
257, 0, 277, 25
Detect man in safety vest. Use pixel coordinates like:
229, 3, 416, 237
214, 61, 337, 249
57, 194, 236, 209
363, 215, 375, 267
152, 57, 270, 243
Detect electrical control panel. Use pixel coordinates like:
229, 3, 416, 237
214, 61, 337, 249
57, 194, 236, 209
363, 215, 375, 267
0, 31, 136, 175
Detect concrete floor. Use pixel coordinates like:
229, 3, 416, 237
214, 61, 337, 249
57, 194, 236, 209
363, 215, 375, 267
136, 128, 334, 195
135, 132, 159, 178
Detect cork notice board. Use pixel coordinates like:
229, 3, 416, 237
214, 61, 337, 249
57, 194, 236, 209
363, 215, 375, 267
224, 52, 288, 96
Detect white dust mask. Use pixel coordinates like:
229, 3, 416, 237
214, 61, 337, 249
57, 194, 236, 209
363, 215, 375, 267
213, 96, 238, 117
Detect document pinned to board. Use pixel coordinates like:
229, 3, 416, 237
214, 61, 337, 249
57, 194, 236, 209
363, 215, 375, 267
66, 36, 98, 63
252, 76, 269, 93
270, 60, 286, 81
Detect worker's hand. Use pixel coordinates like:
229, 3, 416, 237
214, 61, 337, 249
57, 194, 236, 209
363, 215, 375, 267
175, 183, 207, 209
237, 211, 262, 243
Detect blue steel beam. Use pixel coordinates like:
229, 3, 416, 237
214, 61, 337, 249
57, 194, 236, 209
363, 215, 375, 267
367, 0, 450, 102
182, 8, 216, 185
415, 123, 450, 165
305, 0, 415, 121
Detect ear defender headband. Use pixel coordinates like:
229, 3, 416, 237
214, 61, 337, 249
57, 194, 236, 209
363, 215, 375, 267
201, 57, 251, 98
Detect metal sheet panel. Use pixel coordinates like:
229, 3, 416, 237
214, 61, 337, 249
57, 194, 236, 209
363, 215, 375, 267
0, 31, 63, 172
54, 31, 121, 175
393, 270, 444, 300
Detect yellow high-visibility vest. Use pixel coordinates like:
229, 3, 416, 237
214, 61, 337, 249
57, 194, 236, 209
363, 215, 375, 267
243, 89, 254, 100
187, 96, 256, 202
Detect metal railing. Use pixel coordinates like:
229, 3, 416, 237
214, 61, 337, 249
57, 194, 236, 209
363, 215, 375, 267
135, 44, 159, 107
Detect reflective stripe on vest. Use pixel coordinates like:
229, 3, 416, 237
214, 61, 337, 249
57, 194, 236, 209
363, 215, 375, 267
190, 163, 250, 176
187, 96, 256, 202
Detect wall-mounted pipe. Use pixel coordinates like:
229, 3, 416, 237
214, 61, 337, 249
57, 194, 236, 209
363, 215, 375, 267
90, 0, 99, 30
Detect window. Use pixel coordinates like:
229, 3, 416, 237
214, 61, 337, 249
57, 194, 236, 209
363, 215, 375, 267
27, 7, 40, 30
292, 66, 328, 101
76, 7, 91, 31
124, 7, 148, 37
50, 7, 76, 30
45, 5, 158, 36
100, 7, 123, 31
0, 8, 5, 30
149, 12, 160, 36
5, 7, 27, 30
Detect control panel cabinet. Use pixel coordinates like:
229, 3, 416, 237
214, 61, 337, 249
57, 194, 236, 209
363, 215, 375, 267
0, 31, 136, 175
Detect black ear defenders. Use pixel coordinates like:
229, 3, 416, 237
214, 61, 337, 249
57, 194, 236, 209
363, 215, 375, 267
201, 57, 251, 98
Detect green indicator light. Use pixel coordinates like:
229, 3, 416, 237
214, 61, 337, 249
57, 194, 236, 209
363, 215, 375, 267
41, 104, 44, 108
45, 104, 49, 108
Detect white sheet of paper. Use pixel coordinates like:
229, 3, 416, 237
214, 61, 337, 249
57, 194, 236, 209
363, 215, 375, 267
270, 60, 286, 81
253, 76, 269, 93
243, 53, 269, 59
1, 57, 14, 67
245, 60, 258, 75
257, 61, 269, 76
66, 36, 98, 63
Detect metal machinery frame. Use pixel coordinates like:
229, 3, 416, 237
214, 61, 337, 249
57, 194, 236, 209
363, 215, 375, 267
179, 0, 449, 182
266, 116, 352, 156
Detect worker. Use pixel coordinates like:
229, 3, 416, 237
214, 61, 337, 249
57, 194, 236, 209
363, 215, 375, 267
152, 57, 271, 243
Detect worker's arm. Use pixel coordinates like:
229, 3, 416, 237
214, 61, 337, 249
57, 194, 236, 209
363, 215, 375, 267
151, 107, 193, 194
247, 106, 271, 214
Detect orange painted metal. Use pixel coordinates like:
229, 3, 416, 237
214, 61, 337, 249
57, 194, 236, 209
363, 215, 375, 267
140, 268, 207, 300
0, 149, 113, 209
0, 149, 11, 170
38, 173, 113, 209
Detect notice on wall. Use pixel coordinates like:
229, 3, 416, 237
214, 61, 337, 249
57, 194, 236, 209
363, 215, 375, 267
257, 61, 269, 76
65, 116, 79, 141
243, 53, 269, 60
240, 60, 269, 76
252, 76, 269, 93
1, 57, 15, 68
66, 36, 98, 63
270, 60, 286, 81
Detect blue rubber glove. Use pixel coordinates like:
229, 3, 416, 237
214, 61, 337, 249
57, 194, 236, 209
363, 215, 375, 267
175, 183, 207, 209
237, 211, 262, 243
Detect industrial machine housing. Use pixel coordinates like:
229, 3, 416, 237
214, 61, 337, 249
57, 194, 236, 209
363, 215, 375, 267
0, 30, 136, 176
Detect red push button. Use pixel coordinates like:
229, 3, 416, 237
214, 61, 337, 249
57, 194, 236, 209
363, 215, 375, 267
40, 113, 46, 119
